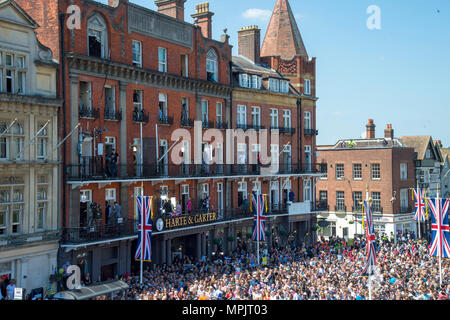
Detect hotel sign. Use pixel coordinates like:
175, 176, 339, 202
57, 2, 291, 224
163, 212, 218, 230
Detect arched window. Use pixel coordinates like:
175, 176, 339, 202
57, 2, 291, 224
87, 14, 108, 58
206, 48, 218, 82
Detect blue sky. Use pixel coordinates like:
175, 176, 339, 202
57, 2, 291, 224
99, 0, 450, 146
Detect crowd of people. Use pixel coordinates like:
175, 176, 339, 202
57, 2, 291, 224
103, 236, 449, 300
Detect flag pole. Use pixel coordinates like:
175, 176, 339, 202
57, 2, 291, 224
417, 183, 421, 239
139, 122, 144, 288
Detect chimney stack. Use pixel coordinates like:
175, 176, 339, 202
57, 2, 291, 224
384, 124, 394, 139
155, 0, 186, 21
238, 26, 261, 64
366, 119, 376, 139
191, 2, 214, 38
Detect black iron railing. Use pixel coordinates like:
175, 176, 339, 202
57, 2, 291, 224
216, 121, 228, 130
132, 110, 149, 123
202, 120, 214, 129
304, 128, 319, 136
335, 204, 347, 212
67, 160, 328, 181
280, 127, 296, 134
104, 108, 122, 121
181, 118, 194, 127
159, 116, 174, 126
80, 106, 100, 119
315, 201, 329, 211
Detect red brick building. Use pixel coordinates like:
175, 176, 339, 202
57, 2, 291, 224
17, 0, 324, 280
316, 120, 417, 240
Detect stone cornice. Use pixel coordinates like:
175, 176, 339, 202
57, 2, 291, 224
0, 92, 61, 108
66, 53, 232, 99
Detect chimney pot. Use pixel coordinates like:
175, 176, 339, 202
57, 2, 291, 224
191, 2, 214, 38
366, 119, 376, 139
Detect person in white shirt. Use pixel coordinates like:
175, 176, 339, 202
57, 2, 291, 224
6, 280, 16, 300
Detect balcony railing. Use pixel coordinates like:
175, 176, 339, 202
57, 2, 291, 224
216, 121, 228, 130
280, 127, 296, 134
315, 201, 329, 211
181, 117, 194, 127
104, 108, 122, 121
202, 120, 214, 129
352, 205, 363, 213
159, 116, 174, 126
400, 206, 411, 214
304, 128, 319, 136
133, 110, 149, 123
80, 106, 100, 119
62, 219, 138, 244
67, 160, 329, 181
335, 204, 346, 212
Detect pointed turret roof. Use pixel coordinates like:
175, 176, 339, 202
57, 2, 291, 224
260, 0, 308, 60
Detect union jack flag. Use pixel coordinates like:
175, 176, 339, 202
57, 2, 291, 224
427, 197, 450, 258
252, 194, 266, 242
135, 196, 152, 262
361, 199, 376, 276
413, 188, 427, 222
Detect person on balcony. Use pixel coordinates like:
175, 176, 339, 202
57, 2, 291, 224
105, 201, 112, 225
114, 201, 122, 223
110, 149, 119, 177
187, 198, 192, 215
176, 201, 182, 217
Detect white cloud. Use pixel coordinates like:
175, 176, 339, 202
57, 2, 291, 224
242, 8, 272, 22
294, 13, 304, 20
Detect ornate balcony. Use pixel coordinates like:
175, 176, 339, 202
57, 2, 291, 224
104, 108, 122, 121
80, 106, 100, 119
132, 110, 149, 123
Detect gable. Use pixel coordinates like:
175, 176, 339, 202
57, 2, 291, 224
0, 1, 37, 28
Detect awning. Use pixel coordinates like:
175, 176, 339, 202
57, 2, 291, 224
52, 280, 129, 300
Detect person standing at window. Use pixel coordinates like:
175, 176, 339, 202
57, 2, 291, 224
110, 149, 119, 177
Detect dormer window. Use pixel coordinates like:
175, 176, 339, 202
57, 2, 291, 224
88, 14, 108, 59
269, 78, 280, 92
206, 48, 218, 82
280, 80, 289, 93
239, 74, 249, 88
252, 75, 261, 89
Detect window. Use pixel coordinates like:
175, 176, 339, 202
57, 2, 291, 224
201, 100, 208, 124
37, 123, 48, 159
17, 71, 25, 94
303, 179, 311, 201
158, 47, 167, 72
17, 56, 25, 69
336, 164, 345, 180
280, 80, 289, 93
80, 81, 92, 111
181, 98, 189, 122
0, 121, 24, 160
353, 191, 362, 211
372, 192, 381, 212
400, 189, 409, 212
206, 48, 218, 82
132, 40, 142, 67
252, 107, 260, 127
371, 164, 381, 180
88, 14, 108, 58
304, 111, 311, 130
6, 70, 14, 93
319, 191, 328, 204
133, 90, 143, 111
283, 110, 291, 129
269, 78, 280, 92
304, 79, 311, 95
5, 54, 13, 67
237, 105, 246, 127
400, 163, 408, 180
181, 54, 189, 77
0, 178, 24, 235
216, 102, 223, 126
105, 86, 115, 114
158, 93, 168, 120
252, 75, 261, 89
270, 109, 278, 128
425, 148, 431, 159
106, 188, 116, 202
239, 74, 249, 88
353, 164, 362, 180
238, 181, 247, 207
37, 186, 47, 230
80, 190, 92, 203
336, 191, 345, 211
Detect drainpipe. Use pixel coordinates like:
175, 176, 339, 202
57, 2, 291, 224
59, 12, 67, 230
